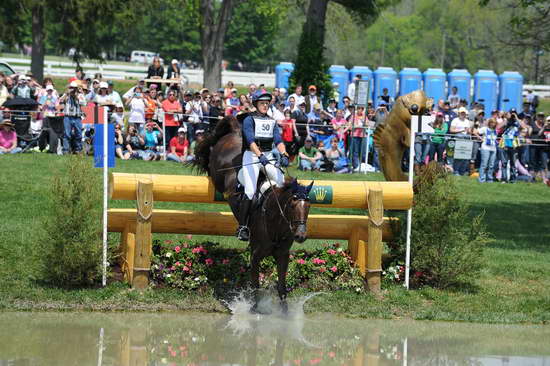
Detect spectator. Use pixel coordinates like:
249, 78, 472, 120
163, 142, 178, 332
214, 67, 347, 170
223, 81, 234, 99
518, 102, 532, 121
449, 106, 471, 175
448, 86, 460, 109
350, 106, 367, 171
126, 85, 146, 130
342, 97, 353, 119
39, 84, 58, 117
273, 88, 285, 105
414, 126, 431, 173
374, 102, 389, 127
304, 85, 322, 114
107, 81, 122, 106
94, 82, 113, 106
279, 109, 298, 161
123, 79, 146, 102
428, 112, 448, 164
144, 88, 161, 121
225, 88, 240, 116
529, 113, 547, 180
114, 123, 130, 160
525, 89, 539, 114
298, 136, 322, 171
541, 116, 550, 184
68, 66, 84, 84
111, 104, 125, 125
326, 98, 337, 116
207, 95, 224, 131
378, 88, 393, 110
284, 96, 296, 114
167, 126, 189, 163
247, 83, 259, 100
167, 59, 180, 79
0, 120, 22, 155
11, 76, 35, 99
347, 74, 361, 103
59, 80, 86, 154
125, 125, 146, 159
324, 136, 348, 173
306, 103, 323, 142
292, 102, 309, 151
499, 113, 520, 183
162, 90, 183, 144
147, 57, 164, 79
288, 85, 305, 106
141, 121, 163, 160
185, 92, 206, 141
332, 82, 340, 105
239, 94, 253, 113
475, 118, 498, 183
331, 109, 349, 142
0, 73, 9, 106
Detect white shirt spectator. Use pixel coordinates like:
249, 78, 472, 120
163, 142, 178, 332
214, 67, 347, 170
347, 83, 355, 103
185, 100, 204, 123
128, 98, 146, 125
450, 117, 471, 134
287, 93, 304, 106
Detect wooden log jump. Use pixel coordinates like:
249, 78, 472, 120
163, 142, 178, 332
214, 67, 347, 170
109, 173, 413, 210
108, 173, 412, 291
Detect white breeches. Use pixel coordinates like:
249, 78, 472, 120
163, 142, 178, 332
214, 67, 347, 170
241, 150, 284, 200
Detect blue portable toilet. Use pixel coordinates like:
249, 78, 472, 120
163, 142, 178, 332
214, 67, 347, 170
399, 67, 422, 96
498, 71, 523, 112
373, 67, 397, 108
329, 65, 349, 108
349, 66, 373, 102
474, 70, 498, 115
423, 68, 446, 104
447, 69, 472, 104
275, 62, 294, 90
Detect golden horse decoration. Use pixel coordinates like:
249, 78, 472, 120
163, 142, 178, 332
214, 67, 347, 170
373, 90, 433, 181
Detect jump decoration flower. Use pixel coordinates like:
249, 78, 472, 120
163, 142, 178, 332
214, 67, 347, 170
150, 239, 365, 292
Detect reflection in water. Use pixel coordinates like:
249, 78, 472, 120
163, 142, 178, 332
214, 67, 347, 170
0, 311, 549, 366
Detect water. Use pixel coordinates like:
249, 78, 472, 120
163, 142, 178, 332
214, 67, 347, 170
0, 309, 549, 365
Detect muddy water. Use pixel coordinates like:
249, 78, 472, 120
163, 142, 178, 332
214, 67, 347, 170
0, 311, 549, 365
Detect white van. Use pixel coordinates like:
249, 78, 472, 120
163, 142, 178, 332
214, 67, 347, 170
130, 50, 163, 65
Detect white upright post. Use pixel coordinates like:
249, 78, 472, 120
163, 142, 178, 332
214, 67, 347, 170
162, 118, 167, 160
97, 327, 104, 366
404, 115, 417, 289
363, 127, 370, 174
102, 107, 108, 287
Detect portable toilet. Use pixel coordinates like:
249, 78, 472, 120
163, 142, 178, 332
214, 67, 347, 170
275, 62, 294, 90
373, 67, 397, 107
399, 68, 422, 96
329, 65, 349, 108
474, 70, 498, 115
447, 69, 472, 104
423, 68, 446, 105
498, 71, 523, 112
349, 66, 373, 102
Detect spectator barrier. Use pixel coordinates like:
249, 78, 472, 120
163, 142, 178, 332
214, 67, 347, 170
107, 173, 413, 291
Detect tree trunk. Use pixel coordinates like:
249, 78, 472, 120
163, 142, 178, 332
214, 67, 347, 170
200, 0, 237, 90
31, 3, 45, 83
304, 0, 329, 36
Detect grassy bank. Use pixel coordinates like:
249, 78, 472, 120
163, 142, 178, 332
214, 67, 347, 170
1, 154, 549, 323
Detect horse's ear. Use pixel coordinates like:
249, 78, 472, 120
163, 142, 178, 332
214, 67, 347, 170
306, 181, 314, 195
291, 178, 299, 191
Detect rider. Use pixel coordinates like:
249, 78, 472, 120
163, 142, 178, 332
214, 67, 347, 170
236, 92, 290, 241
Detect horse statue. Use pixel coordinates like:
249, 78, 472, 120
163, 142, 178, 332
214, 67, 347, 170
192, 115, 313, 313
374, 90, 433, 181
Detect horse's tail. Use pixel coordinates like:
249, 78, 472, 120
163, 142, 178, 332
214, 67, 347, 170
191, 115, 241, 175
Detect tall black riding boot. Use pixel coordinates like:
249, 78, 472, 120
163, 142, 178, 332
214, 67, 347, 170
236, 198, 252, 241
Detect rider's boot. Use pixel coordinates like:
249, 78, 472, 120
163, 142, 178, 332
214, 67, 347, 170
236, 197, 252, 241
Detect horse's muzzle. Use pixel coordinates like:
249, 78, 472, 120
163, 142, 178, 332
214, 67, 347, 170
294, 224, 307, 243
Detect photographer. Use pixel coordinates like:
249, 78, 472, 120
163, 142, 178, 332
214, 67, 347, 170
141, 121, 163, 161
59, 80, 86, 154
185, 92, 206, 143
125, 125, 145, 159
126, 85, 146, 131
498, 110, 520, 183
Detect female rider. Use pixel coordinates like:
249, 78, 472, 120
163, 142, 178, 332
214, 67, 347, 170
236, 93, 290, 241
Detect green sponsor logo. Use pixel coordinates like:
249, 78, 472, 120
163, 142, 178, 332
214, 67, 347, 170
309, 185, 333, 204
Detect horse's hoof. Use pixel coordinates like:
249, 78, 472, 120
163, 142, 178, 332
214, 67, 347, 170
250, 304, 271, 315
280, 302, 289, 315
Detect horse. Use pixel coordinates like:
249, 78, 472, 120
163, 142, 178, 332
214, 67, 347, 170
192, 115, 313, 313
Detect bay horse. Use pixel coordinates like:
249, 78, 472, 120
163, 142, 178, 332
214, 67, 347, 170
192, 115, 313, 313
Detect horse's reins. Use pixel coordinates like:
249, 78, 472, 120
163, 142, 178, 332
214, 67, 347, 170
263, 166, 294, 234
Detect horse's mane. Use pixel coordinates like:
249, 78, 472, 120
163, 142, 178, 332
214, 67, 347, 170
190, 115, 241, 175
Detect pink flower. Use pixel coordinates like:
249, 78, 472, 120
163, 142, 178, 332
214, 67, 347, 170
330, 266, 337, 272
183, 266, 190, 272
175, 261, 181, 266
186, 261, 193, 267
205, 258, 214, 266
296, 258, 306, 265
328, 351, 336, 358
309, 358, 322, 365
187, 234, 193, 240
170, 266, 175, 271
174, 246, 181, 253
170, 350, 177, 357
312, 258, 326, 265
319, 267, 326, 273
240, 266, 246, 273
222, 259, 230, 265
192, 246, 207, 254
327, 249, 337, 255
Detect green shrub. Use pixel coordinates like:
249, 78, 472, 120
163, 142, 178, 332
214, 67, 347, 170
387, 163, 490, 289
39, 156, 102, 287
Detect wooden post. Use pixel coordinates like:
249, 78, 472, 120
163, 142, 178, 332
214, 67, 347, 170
367, 185, 384, 293
123, 225, 136, 283
132, 180, 153, 289
349, 227, 367, 275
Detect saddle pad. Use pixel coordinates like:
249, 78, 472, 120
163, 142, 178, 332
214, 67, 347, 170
237, 168, 272, 195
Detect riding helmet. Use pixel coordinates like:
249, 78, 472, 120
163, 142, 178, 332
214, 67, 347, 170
252, 93, 272, 105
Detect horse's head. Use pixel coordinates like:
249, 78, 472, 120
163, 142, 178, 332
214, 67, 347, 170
286, 179, 314, 243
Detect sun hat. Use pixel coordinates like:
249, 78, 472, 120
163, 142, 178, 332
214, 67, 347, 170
458, 107, 468, 114
45, 84, 54, 91
99, 81, 108, 89
308, 85, 316, 91
0, 119, 14, 128
69, 80, 79, 88
305, 136, 313, 142
171, 59, 178, 64
546, 116, 550, 122
177, 126, 187, 133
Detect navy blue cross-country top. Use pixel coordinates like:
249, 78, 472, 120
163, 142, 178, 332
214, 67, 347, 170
242, 113, 282, 152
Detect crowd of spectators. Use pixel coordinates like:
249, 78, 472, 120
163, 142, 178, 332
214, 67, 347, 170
0, 63, 549, 184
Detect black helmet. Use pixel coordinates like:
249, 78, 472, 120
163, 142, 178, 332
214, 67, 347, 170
252, 92, 272, 105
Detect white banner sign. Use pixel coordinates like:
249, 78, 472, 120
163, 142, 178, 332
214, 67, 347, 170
355, 80, 370, 106
410, 115, 435, 134
454, 139, 474, 159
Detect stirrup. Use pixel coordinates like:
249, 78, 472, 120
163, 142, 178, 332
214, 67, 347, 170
236, 225, 250, 241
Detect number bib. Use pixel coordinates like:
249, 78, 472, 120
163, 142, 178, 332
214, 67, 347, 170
253, 118, 275, 139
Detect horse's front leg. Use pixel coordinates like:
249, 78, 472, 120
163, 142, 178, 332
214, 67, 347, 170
249, 249, 262, 314
275, 250, 290, 315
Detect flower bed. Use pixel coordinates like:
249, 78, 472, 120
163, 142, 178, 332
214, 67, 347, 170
150, 236, 366, 293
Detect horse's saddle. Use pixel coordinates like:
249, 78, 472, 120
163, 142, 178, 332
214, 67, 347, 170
236, 169, 273, 208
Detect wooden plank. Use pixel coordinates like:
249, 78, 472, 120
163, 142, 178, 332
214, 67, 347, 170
109, 173, 413, 210
132, 180, 153, 289
367, 186, 384, 293
108, 209, 395, 241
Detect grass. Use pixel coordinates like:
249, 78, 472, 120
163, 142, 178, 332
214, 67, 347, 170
1, 153, 549, 324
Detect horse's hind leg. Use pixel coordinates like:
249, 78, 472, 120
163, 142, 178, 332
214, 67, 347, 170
249, 249, 263, 314
275, 250, 290, 315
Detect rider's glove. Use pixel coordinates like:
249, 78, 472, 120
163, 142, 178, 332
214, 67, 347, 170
259, 154, 270, 167
280, 154, 289, 168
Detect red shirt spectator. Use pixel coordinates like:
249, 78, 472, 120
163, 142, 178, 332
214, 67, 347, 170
169, 135, 189, 157
281, 118, 296, 142
162, 93, 182, 127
